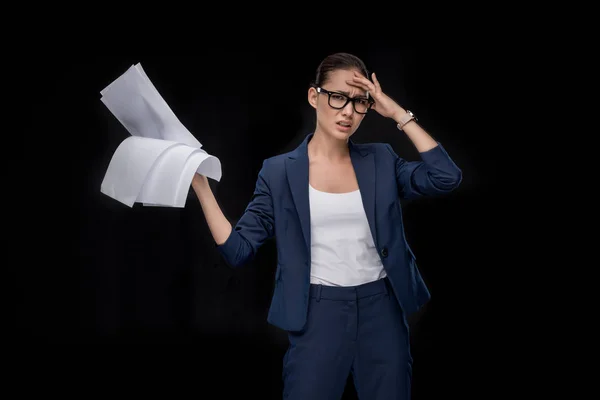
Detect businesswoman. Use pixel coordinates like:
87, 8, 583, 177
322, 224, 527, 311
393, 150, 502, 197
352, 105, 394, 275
191, 52, 462, 400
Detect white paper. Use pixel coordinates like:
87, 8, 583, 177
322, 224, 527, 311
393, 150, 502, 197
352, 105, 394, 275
99, 63, 221, 208
174, 149, 221, 207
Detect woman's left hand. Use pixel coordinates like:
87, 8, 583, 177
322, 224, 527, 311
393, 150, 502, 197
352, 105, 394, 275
348, 71, 405, 120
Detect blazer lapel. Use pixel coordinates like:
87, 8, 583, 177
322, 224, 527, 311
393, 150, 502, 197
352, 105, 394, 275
285, 133, 378, 255
349, 139, 378, 250
285, 135, 311, 253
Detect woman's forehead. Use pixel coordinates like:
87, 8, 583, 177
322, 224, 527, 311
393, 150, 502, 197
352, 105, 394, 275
326, 69, 368, 96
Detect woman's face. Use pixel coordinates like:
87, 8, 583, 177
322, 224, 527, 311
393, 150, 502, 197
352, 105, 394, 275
308, 68, 369, 141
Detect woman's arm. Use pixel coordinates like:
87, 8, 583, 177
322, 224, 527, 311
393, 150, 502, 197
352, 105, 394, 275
349, 71, 462, 198
191, 159, 275, 267
392, 108, 438, 153
191, 173, 232, 246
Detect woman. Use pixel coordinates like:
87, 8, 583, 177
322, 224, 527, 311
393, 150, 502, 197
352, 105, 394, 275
191, 52, 462, 400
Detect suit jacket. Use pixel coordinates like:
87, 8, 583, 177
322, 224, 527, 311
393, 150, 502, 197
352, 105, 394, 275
216, 132, 462, 332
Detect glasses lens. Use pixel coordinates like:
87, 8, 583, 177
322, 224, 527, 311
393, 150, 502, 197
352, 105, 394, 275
324, 89, 371, 113
328, 93, 348, 109
354, 99, 370, 113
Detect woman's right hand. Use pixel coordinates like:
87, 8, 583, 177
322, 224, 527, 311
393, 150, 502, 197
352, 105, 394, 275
192, 172, 208, 189
190, 173, 232, 246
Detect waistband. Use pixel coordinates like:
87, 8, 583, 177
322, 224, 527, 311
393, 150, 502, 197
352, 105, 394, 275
309, 277, 390, 301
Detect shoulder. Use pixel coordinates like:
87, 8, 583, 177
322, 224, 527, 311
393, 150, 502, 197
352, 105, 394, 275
352, 141, 398, 159
354, 141, 391, 152
265, 151, 290, 165
258, 152, 289, 175
251, 151, 292, 186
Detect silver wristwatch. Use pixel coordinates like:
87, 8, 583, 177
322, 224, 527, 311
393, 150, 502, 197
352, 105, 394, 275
396, 110, 416, 130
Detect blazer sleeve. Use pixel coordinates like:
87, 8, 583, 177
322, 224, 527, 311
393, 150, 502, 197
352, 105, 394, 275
385, 142, 463, 200
215, 159, 275, 267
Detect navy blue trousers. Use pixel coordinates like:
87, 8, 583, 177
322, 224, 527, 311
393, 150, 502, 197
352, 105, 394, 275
282, 277, 413, 400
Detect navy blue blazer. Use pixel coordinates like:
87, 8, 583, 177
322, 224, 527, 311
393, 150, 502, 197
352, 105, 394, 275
217, 133, 462, 332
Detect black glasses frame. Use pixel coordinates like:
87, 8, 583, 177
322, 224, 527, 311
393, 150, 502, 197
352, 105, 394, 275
315, 86, 374, 114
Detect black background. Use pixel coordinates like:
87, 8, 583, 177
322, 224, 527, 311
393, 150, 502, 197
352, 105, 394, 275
8, 34, 512, 399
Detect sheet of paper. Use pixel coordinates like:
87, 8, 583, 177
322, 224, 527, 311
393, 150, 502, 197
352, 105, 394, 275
101, 136, 180, 207
101, 137, 222, 207
135, 143, 198, 206
100, 63, 221, 207
140, 151, 222, 208
100, 64, 202, 148
174, 149, 222, 207
99, 62, 222, 208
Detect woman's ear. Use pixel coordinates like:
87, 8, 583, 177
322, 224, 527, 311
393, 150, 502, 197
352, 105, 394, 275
307, 87, 318, 109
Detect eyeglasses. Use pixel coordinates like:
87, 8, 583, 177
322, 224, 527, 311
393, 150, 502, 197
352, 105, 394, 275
315, 87, 374, 114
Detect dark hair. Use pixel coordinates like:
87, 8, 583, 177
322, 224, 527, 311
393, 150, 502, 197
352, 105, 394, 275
312, 52, 369, 87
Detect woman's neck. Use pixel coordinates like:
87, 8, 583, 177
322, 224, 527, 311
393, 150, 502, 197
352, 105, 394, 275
308, 129, 350, 163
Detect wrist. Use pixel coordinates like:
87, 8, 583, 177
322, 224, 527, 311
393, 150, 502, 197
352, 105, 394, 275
395, 110, 417, 131
392, 107, 407, 124
192, 173, 209, 189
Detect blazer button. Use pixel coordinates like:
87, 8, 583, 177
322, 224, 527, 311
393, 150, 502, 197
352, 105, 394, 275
380, 247, 388, 258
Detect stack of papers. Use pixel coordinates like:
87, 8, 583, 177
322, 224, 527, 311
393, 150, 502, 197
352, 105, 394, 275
99, 63, 221, 208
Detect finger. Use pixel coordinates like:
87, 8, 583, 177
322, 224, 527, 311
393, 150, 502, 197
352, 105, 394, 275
352, 71, 373, 86
350, 76, 375, 93
372, 72, 382, 92
354, 71, 378, 92
346, 79, 370, 92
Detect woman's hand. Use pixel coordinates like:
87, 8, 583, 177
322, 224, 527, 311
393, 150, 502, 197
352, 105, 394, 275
347, 71, 405, 121
192, 172, 208, 189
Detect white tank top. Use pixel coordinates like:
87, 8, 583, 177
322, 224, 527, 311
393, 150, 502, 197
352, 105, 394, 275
308, 183, 386, 286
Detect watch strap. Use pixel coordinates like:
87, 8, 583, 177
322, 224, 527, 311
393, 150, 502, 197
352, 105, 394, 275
396, 111, 416, 130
